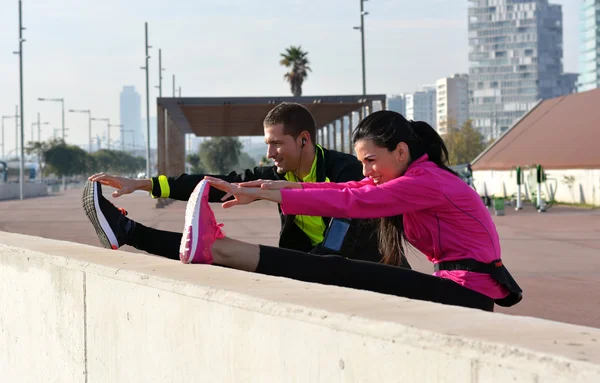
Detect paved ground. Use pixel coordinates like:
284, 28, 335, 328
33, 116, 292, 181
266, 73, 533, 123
1, 187, 599, 328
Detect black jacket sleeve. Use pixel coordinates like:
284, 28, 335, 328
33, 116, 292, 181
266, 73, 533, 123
151, 166, 278, 202
334, 162, 365, 183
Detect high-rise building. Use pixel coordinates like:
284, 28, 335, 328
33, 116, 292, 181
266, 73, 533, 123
119, 86, 142, 151
387, 95, 407, 116
468, 0, 577, 140
578, 0, 600, 92
436, 74, 469, 135
405, 86, 436, 127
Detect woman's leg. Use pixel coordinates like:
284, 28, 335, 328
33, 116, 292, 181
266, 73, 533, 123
210, 239, 494, 311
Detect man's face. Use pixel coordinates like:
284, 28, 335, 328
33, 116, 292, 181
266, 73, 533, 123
264, 124, 301, 174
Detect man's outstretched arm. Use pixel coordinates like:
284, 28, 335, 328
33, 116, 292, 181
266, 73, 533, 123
89, 166, 278, 202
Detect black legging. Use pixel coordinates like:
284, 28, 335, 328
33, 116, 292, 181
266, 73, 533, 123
126, 224, 491, 310
256, 245, 495, 312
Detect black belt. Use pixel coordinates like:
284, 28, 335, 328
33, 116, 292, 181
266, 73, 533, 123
435, 259, 523, 307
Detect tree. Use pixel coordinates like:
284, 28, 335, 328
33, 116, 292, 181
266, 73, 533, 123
444, 120, 487, 166
235, 151, 257, 172
280, 46, 311, 97
198, 137, 243, 173
90, 149, 145, 175
26, 140, 51, 179
186, 153, 206, 174
43, 139, 90, 177
259, 155, 274, 167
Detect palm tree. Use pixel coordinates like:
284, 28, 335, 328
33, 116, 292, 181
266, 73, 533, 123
280, 46, 311, 97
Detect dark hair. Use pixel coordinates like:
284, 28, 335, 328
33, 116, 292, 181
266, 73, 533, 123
352, 110, 458, 266
263, 102, 317, 143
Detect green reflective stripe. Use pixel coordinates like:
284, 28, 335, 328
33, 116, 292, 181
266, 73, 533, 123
285, 148, 329, 246
158, 175, 170, 198
150, 178, 157, 199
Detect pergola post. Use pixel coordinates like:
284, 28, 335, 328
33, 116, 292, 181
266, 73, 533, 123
157, 104, 167, 176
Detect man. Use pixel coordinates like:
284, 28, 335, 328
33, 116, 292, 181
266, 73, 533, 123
83, 102, 410, 267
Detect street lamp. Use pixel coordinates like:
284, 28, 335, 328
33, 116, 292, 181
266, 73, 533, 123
141, 21, 152, 177
31, 119, 50, 143
38, 97, 65, 140
109, 123, 123, 151
13, 1, 26, 199
91, 118, 110, 150
155, 48, 165, 97
69, 109, 92, 152
353, 0, 369, 95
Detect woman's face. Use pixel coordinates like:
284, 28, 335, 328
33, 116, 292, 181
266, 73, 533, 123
354, 138, 411, 185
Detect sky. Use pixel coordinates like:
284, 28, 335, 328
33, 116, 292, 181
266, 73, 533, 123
0, 0, 581, 154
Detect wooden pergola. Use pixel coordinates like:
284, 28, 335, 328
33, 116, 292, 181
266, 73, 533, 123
156, 94, 386, 176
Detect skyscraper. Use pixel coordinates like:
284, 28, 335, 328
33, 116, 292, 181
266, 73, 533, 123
119, 86, 142, 152
468, 0, 577, 140
405, 86, 436, 127
387, 95, 407, 116
578, 0, 600, 92
436, 74, 469, 135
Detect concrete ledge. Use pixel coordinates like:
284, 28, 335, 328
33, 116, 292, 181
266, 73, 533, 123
1, 231, 599, 382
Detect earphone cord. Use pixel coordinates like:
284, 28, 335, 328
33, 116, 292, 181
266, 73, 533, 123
294, 139, 305, 230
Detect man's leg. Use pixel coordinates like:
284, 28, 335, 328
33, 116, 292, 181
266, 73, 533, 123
83, 180, 182, 260
128, 224, 181, 260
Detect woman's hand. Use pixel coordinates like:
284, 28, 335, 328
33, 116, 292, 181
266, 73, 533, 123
204, 177, 261, 208
237, 179, 302, 190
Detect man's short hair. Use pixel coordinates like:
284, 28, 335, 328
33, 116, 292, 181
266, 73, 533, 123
263, 102, 317, 143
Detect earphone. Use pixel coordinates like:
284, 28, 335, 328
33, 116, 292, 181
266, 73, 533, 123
301, 138, 306, 147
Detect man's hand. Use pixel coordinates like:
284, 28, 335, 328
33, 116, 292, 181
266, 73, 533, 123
237, 179, 302, 190
88, 173, 152, 198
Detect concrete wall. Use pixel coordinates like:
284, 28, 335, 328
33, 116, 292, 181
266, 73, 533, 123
0, 182, 48, 201
473, 168, 600, 206
1, 232, 599, 383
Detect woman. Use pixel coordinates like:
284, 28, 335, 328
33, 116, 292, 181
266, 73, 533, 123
181, 111, 522, 312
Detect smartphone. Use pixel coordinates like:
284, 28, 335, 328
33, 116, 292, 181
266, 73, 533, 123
322, 218, 351, 253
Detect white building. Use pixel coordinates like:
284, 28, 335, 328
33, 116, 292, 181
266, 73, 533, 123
471, 89, 600, 207
405, 86, 436, 127
436, 74, 469, 135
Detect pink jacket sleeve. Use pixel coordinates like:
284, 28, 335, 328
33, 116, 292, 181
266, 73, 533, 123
300, 178, 373, 190
280, 168, 443, 219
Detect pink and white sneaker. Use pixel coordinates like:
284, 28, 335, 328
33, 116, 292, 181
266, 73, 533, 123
179, 180, 225, 264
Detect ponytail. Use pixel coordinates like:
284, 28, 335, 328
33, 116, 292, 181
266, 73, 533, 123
410, 121, 458, 176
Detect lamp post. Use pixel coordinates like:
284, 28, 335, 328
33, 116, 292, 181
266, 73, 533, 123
14, 0, 26, 199
91, 118, 110, 150
38, 97, 65, 140
155, 49, 165, 98
140, 21, 152, 177
353, 0, 369, 95
31, 115, 50, 142
69, 109, 92, 152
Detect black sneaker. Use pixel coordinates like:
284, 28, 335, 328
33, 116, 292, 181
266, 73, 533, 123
82, 180, 135, 249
